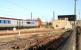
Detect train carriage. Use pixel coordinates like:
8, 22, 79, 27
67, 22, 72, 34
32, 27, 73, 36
0, 17, 18, 29
0, 17, 41, 30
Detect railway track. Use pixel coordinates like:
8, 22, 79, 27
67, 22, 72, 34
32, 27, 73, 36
0, 29, 73, 50
0, 28, 64, 36
0, 28, 54, 36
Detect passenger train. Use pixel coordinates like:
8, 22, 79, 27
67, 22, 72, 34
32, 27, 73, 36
0, 17, 41, 30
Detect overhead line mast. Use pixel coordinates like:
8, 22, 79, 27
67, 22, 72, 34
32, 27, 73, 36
53, 11, 55, 21
31, 12, 32, 20
79, 11, 80, 20
74, 0, 77, 25
74, 0, 77, 15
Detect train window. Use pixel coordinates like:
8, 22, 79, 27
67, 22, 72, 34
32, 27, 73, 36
0, 20, 1, 23
4, 20, 6, 23
8, 20, 11, 24
0, 20, 11, 24
26, 22, 31, 24
1, 20, 4, 23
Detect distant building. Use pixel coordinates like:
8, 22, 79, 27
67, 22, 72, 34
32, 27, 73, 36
58, 15, 76, 21
57, 15, 76, 28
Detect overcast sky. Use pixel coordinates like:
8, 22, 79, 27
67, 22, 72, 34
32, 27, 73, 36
0, 0, 81, 22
